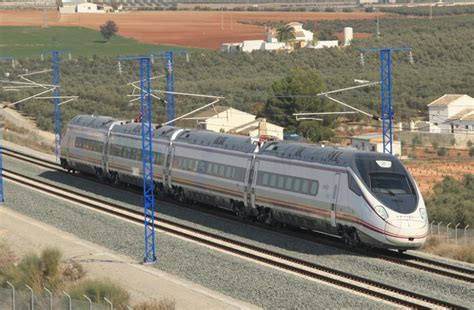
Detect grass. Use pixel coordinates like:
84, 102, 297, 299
0, 26, 178, 58
422, 237, 474, 263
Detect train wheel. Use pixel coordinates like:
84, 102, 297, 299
232, 202, 246, 220
263, 209, 276, 227
111, 173, 120, 185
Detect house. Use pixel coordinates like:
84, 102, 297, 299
76, 2, 106, 13
178, 106, 284, 140
308, 40, 339, 49
428, 94, 474, 133
286, 22, 313, 48
351, 133, 402, 156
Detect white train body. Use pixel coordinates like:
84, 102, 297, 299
61, 115, 428, 250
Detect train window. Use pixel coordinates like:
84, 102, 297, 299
262, 173, 269, 186
225, 167, 232, 178
301, 180, 309, 194
348, 174, 362, 196
207, 163, 213, 174
293, 178, 301, 192
213, 164, 219, 176
310, 181, 319, 196
270, 174, 277, 187
285, 177, 293, 190
370, 173, 413, 195
130, 148, 137, 160
218, 165, 225, 177
277, 176, 285, 189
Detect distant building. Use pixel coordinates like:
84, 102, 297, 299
428, 94, 474, 133
178, 106, 284, 140
358, 0, 379, 4
351, 133, 402, 156
308, 40, 339, 49
287, 22, 314, 48
76, 2, 107, 13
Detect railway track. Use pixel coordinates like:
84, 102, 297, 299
2, 167, 468, 309
3, 146, 474, 285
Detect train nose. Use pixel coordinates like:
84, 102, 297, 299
384, 219, 427, 248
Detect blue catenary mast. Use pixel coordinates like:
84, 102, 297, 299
120, 55, 157, 263
52, 50, 61, 162
360, 47, 411, 155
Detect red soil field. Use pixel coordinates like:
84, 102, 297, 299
0, 10, 382, 48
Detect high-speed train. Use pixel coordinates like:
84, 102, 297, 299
60, 115, 428, 250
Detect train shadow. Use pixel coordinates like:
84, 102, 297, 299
39, 170, 362, 258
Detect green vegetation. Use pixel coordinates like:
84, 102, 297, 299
276, 24, 295, 44
1, 14, 474, 140
69, 279, 130, 307
100, 20, 119, 42
427, 174, 474, 228
381, 4, 474, 16
0, 26, 174, 58
262, 69, 338, 142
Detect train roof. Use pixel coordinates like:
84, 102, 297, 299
69, 115, 118, 130
175, 129, 257, 153
260, 141, 393, 167
110, 121, 178, 139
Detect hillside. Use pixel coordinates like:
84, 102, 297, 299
0, 14, 473, 134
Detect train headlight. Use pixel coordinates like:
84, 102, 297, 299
419, 208, 427, 221
375, 205, 389, 220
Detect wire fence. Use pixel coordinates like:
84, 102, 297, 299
0, 285, 111, 310
428, 222, 473, 246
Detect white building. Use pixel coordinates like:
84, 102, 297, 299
428, 94, 474, 133
287, 22, 314, 48
351, 133, 402, 157
308, 40, 339, 49
179, 106, 284, 140
76, 2, 106, 13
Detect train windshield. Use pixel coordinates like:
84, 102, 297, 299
370, 173, 413, 195
355, 157, 418, 214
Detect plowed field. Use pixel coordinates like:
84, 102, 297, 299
0, 10, 382, 48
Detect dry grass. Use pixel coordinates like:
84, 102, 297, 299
134, 298, 176, 310
0, 242, 17, 273
4, 128, 54, 154
422, 237, 474, 263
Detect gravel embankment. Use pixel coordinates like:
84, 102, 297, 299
4, 180, 390, 309
5, 155, 474, 308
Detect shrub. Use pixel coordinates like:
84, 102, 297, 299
134, 298, 176, 310
0, 243, 17, 273
468, 140, 473, 148
469, 147, 474, 157
431, 141, 438, 149
69, 279, 130, 307
61, 261, 86, 282
436, 147, 447, 156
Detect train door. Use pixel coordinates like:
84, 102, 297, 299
331, 173, 341, 227
244, 157, 257, 209
164, 146, 175, 189
248, 160, 259, 210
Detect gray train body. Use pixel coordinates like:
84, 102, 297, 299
61, 115, 428, 250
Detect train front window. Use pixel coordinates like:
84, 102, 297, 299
370, 173, 413, 196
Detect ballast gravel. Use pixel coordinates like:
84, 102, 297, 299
5, 155, 474, 308
4, 181, 390, 309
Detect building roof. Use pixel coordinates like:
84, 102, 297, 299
294, 31, 306, 38
193, 106, 231, 119
427, 94, 466, 107
448, 108, 474, 121
287, 22, 303, 27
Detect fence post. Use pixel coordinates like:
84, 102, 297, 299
63, 291, 71, 310
6, 281, 15, 310
446, 222, 452, 241
430, 220, 435, 235
455, 223, 461, 244
83, 295, 92, 310
104, 297, 114, 310
437, 221, 443, 238
465, 225, 470, 246
44, 288, 53, 310
25, 285, 34, 310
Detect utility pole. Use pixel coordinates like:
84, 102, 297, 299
376, 15, 380, 39
119, 55, 158, 264
0, 113, 4, 205
52, 50, 61, 163
165, 51, 175, 125
360, 47, 411, 155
